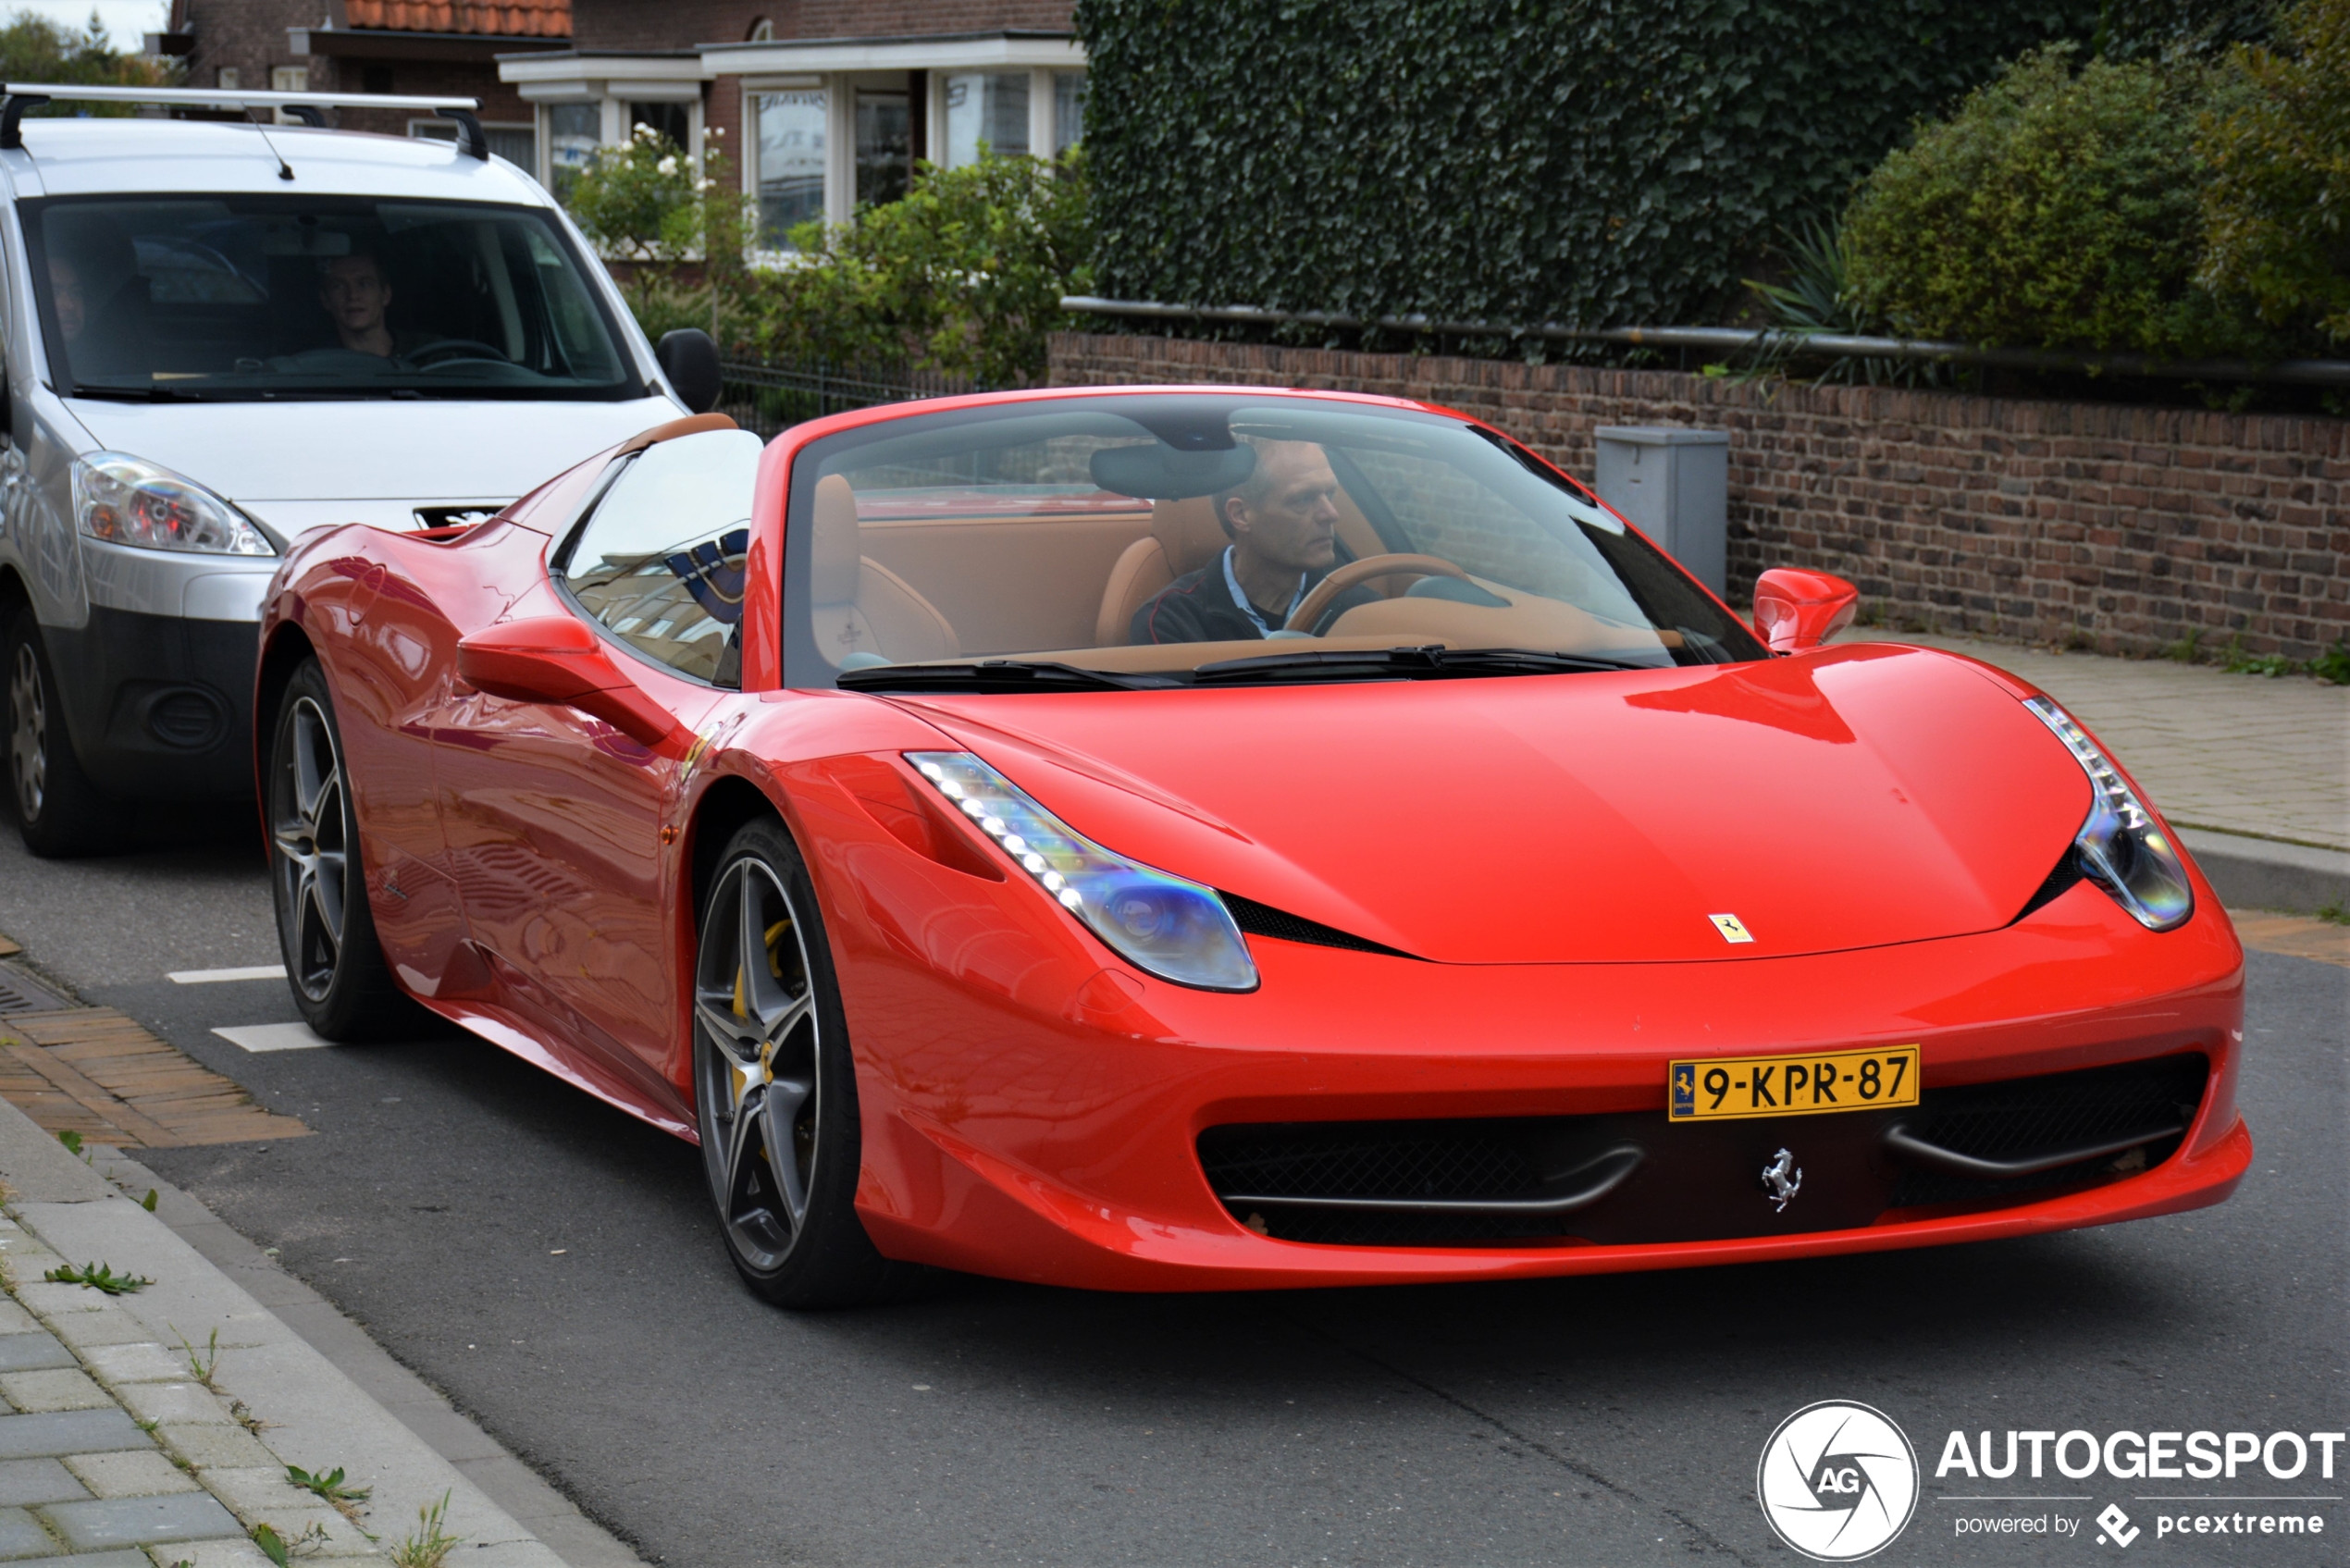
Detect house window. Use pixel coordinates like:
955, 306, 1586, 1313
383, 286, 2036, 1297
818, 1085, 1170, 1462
755, 90, 825, 245
215, 67, 239, 91
1054, 71, 1086, 156
548, 103, 600, 204
855, 89, 909, 207
271, 66, 308, 126
942, 71, 1027, 167
628, 101, 690, 151
362, 64, 394, 95
413, 119, 536, 168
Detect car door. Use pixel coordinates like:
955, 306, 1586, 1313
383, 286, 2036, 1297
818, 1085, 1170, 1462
432, 428, 762, 1093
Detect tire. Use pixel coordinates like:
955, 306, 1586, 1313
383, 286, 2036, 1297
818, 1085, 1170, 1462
6, 608, 109, 857
692, 817, 914, 1307
266, 660, 402, 1040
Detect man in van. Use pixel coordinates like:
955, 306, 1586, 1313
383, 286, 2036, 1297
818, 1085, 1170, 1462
318, 251, 410, 358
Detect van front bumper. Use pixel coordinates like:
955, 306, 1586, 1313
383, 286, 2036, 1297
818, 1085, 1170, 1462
44, 605, 259, 805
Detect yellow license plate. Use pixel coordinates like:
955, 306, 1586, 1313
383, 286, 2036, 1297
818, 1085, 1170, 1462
1668, 1045, 1920, 1121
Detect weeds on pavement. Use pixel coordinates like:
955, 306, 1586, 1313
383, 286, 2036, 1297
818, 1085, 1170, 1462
43, 1262, 150, 1295
252, 1519, 330, 1562
2315, 902, 2350, 927
175, 1327, 221, 1391
392, 1491, 462, 1568
287, 1463, 372, 1522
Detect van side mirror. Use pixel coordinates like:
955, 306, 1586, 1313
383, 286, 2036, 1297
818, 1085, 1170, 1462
455, 615, 675, 746
655, 328, 723, 415
1752, 568, 1860, 653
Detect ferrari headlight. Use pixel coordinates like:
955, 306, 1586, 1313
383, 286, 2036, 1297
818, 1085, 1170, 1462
2024, 698, 2193, 931
72, 452, 271, 556
907, 751, 1259, 993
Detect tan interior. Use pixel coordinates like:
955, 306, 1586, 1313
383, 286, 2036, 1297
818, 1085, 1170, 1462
826, 464, 1612, 664
810, 474, 960, 666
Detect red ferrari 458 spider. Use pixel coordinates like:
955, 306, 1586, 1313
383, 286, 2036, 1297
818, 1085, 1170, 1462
255, 387, 2248, 1305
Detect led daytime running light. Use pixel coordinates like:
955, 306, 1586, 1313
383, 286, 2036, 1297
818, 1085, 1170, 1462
2024, 697, 2193, 931
906, 751, 1258, 993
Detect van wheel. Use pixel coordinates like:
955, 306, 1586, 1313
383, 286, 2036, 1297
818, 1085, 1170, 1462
6, 610, 107, 858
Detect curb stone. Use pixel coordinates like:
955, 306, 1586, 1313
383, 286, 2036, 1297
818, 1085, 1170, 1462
2177, 827, 2350, 915
0, 1092, 608, 1568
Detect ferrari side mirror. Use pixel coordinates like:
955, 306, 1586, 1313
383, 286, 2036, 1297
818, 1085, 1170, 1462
656, 328, 723, 415
1752, 568, 1860, 654
456, 615, 675, 747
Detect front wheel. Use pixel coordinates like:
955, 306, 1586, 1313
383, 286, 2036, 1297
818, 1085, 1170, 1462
267, 660, 402, 1039
693, 817, 913, 1307
6, 610, 108, 857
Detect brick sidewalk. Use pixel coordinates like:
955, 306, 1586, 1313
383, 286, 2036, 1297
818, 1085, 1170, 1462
1851, 631, 2350, 854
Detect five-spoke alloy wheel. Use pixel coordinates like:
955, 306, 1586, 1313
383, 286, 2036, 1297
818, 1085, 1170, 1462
693, 817, 909, 1306
267, 661, 398, 1038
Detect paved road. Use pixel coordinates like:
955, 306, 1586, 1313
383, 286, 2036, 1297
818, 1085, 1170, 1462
0, 830, 2343, 1567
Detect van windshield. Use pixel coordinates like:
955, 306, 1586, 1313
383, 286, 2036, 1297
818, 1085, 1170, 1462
23, 194, 640, 401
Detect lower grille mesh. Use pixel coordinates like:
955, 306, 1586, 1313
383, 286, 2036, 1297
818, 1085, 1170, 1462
1200, 1053, 2211, 1247
1886, 1054, 2207, 1209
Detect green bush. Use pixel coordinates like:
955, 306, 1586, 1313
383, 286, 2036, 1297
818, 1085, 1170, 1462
747, 151, 1091, 387
1074, 0, 2095, 334
2197, 0, 2350, 345
567, 124, 755, 273
0, 13, 179, 106
1842, 45, 2266, 356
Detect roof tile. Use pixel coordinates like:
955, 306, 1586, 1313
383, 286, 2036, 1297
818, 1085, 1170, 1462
341, 1, 572, 37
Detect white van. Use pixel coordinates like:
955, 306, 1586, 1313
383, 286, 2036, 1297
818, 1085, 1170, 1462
0, 88, 715, 853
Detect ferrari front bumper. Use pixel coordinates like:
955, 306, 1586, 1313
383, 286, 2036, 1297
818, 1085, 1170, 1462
815, 790, 2247, 1292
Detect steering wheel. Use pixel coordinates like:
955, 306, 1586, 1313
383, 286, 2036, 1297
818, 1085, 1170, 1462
407, 339, 511, 366
1283, 553, 1475, 634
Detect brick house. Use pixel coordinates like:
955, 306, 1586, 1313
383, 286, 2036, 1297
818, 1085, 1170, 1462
497, 1, 1082, 245
157, 0, 571, 161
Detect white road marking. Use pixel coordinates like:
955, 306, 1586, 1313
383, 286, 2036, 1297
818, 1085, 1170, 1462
212, 1022, 335, 1053
169, 966, 288, 984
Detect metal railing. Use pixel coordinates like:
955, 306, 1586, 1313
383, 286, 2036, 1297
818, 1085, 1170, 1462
716, 359, 992, 438
1059, 295, 2350, 388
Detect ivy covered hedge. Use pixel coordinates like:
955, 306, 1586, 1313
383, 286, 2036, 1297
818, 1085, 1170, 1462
1074, 0, 2095, 329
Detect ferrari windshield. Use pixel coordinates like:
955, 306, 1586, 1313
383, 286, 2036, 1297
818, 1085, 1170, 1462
785, 395, 1765, 689
23, 195, 637, 401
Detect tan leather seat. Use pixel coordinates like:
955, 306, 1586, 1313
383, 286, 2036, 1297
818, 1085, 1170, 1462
809, 475, 959, 665
1093, 484, 1399, 645
1094, 497, 1231, 646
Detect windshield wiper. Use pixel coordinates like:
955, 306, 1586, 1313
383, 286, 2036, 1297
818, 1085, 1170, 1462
1191, 646, 1652, 685
68, 384, 212, 402
837, 660, 1181, 695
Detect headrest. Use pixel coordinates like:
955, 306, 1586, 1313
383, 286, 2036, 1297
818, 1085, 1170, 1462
1151, 496, 1231, 578
810, 474, 861, 604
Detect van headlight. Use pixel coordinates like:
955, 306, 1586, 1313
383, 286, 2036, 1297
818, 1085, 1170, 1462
907, 751, 1259, 992
2024, 698, 2193, 931
72, 453, 272, 556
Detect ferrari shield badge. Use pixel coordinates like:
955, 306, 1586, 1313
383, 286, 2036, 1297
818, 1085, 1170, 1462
1709, 913, 1754, 944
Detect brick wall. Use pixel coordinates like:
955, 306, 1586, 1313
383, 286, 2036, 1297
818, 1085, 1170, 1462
1049, 332, 2350, 661
179, 0, 538, 137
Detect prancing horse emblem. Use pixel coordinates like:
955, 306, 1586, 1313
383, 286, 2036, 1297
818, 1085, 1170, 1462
1760, 1148, 1802, 1212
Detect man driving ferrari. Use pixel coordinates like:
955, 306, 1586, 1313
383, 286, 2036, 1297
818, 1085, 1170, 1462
1131, 439, 1374, 644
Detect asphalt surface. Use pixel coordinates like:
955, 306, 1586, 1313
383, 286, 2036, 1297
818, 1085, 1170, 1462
0, 824, 2342, 1568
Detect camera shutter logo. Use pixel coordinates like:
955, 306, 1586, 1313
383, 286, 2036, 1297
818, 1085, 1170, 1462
1756, 1401, 1920, 1561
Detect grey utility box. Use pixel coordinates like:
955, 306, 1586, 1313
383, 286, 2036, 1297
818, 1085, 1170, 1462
1593, 427, 1731, 596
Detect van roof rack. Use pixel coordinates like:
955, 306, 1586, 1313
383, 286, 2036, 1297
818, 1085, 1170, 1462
0, 85, 489, 159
